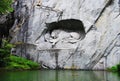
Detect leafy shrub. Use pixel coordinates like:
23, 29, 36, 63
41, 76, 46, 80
0, 40, 40, 70
0, 40, 13, 67
107, 63, 120, 72
6, 55, 40, 70
0, 0, 13, 14
111, 66, 117, 71
117, 64, 120, 71
6, 62, 30, 70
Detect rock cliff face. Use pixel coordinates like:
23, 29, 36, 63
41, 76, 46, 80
11, 0, 120, 70
0, 13, 14, 47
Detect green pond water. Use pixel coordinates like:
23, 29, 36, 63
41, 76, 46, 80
0, 70, 120, 81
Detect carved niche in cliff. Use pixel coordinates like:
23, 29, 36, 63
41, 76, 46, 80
36, 19, 86, 49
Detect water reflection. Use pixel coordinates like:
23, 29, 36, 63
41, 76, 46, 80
0, 70, 120, 81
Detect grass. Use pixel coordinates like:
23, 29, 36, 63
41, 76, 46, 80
0, 40, 40, 71
5, 55, 40, 70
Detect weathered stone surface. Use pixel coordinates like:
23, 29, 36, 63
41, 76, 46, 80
0, 13, 14, 47
11, 0, 120, 70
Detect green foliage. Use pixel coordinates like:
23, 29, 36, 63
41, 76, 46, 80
0, 0, 13, 14
6, 55, 40, 70
0, 40, 13, 67
0, 40, 40, 70
107, 63, 120, 72
117, 64, 120, 71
